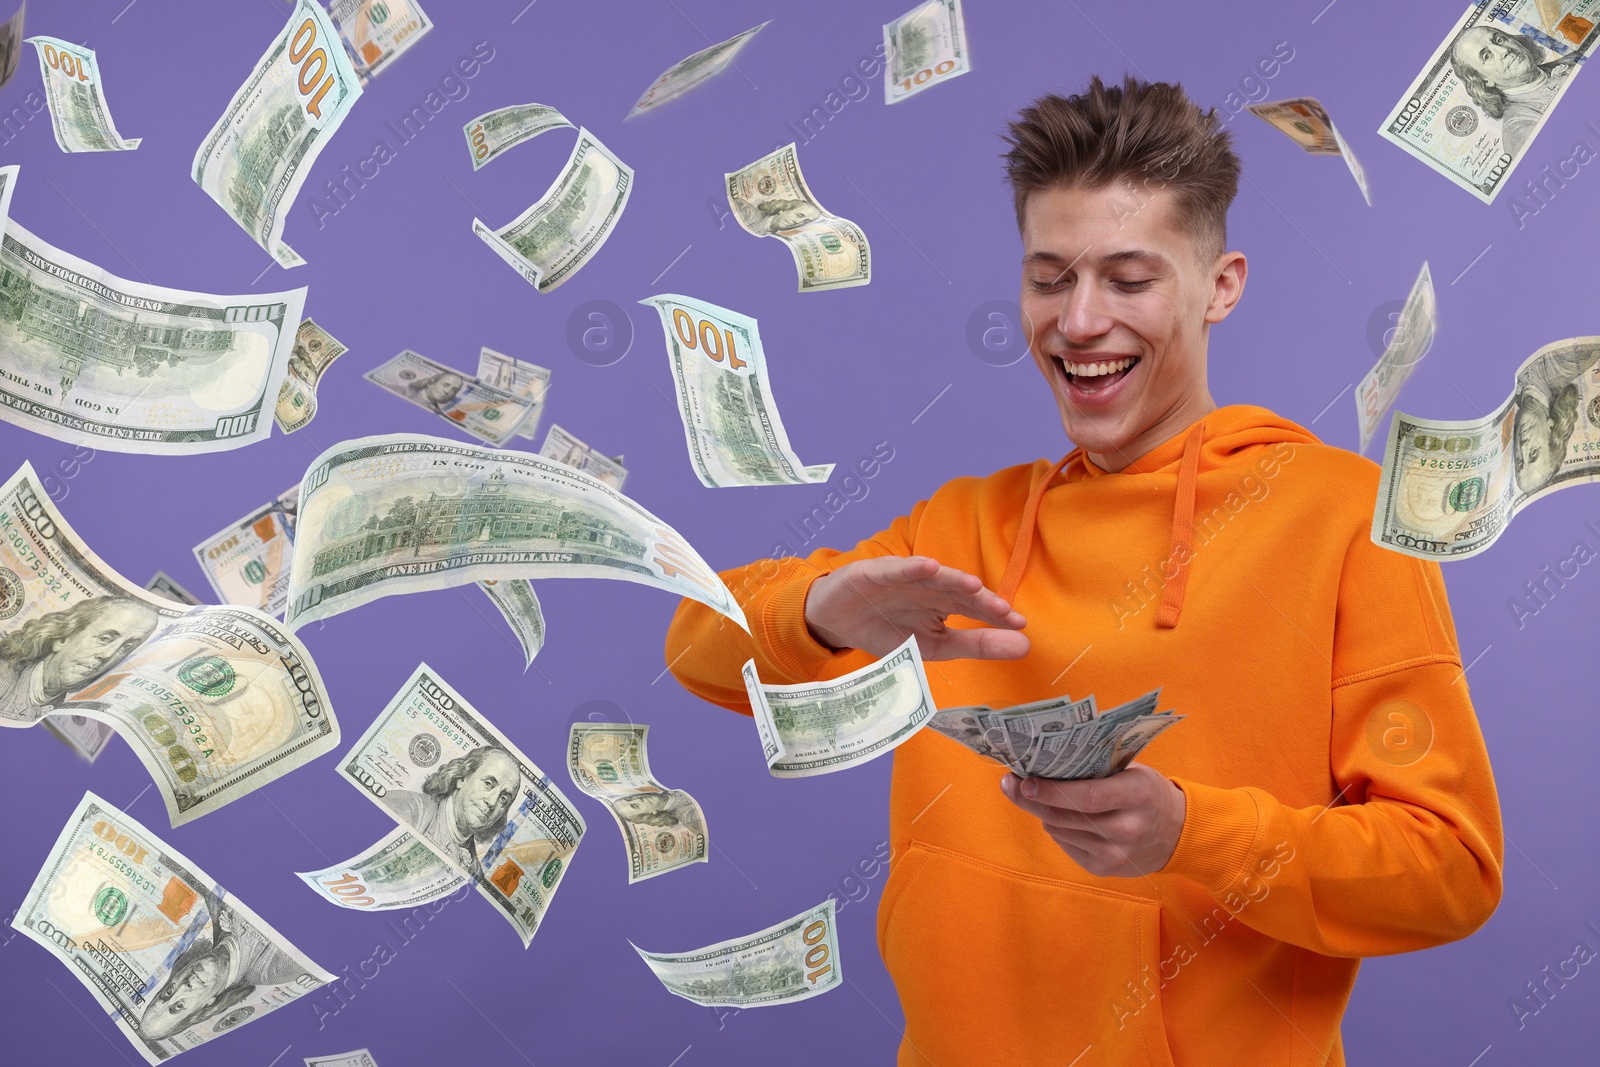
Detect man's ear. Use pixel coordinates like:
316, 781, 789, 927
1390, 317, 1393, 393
1204, 251, 1247, 325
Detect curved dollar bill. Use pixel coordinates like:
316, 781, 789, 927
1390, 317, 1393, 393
1356, 261, 1435, 453
297, 826, 467, 911
11, 792, 334, 1064
1246, 96, 1370, 205
1378, 1, 1599, 203
337, 664, 586, 946
0, 463, 340, 825
26, 36, 139, 151
476, 347, 550, 441
883, 0, 970, 104
726, 143, 870, 292
330, 0, 431, 82
0, 169, 306, 454
146, 571, 205, 606
286, 433, 748, 631
633, 898, 841, 1007
44, 712, 114, 761
463, 102, 573, 169
477, 578, 545, 668
1373, 336, 1600, 559
192, 0, 362, 266
628, 21, 769, 118
364, 349, 537, 446
568, 722, 708, 883
641, 293, 835, 487
472, 128, 632, 293
276, 318, 347, 434
741, 633, 933, 777
193, 486, 298, 619
306, 1052, 380, 1067
539, 422, 628, 490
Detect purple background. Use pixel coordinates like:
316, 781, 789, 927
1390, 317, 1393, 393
1, 0, 1597, 1063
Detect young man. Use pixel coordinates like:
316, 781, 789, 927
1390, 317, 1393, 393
665, 76, 1503, 1066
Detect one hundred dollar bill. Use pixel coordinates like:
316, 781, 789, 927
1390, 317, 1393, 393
883, 0, 970, 104
0, 168, 307, 454
11, 792, 334, 1063
628, 21, 769, 117
0, 463, 341, 825
338, 664, 587, 946
365, 349, 537, 446
641, 293, 834, 487
933, 688, 1183, 779
0, 2, 24, 92
568, 722, 708, 883
192, 486, 299, 618
1378, 1, 1599, 203
464, 102, 573, 169
633, 898, 841, 1007
726, 144, 871, 292
276, 318, 348, 434
539, 423, 628, 490
330, 0, 431, 82
477, 578, 545, 668
306, 1052, 380, 1067
26, 36, 140, 151
1356, 262, 1435, 453
473, 128, 633, 292
43, 712, 114, 761
476, 347, 550, 440
192, 0, 363, 265
1247, 96, 1370, 205
296, 826, 466, 911
145, 571, 205, 606
741, 633, 934, 777
1373, 336, 1600, 559
286, 434, 747, 630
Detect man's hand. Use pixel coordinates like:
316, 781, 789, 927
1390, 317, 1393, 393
1000, 765, 1187, 878
803, 556, 1029, 661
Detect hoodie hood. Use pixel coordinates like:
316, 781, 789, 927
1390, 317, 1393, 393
996, 404, 1322, 628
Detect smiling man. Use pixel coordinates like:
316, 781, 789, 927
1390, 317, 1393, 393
665, 75, 1503, 1065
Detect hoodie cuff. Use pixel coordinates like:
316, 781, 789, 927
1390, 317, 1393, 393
757, 561, 857, 683
1163, 777, 1263, 895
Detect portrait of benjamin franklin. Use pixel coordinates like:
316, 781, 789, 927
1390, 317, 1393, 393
1512, 342, 1600, 496
0, 597, 158, 721
755, 197, 822, 234
387, 744, 523, 877
406, 370, 467, 413
610, 789, 705, 834
1449, 26, 1582, 157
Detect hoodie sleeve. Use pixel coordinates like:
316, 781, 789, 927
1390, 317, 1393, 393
663, 502, 928, 714
1162, 532, 1504, 956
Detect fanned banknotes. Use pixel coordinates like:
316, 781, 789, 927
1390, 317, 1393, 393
539, 423, 628, 490
338, 664, 587, 946
330, 0, 431, 82
365, 349, 537, 446
0, 167, 307, 454
742, 633, 934, 777
1356, 262, 1435, 453
192, 0, 363, 265
628, 21, 769, 117
633, 898, 842, 1007
0, 463, 340, 825
568, 722, 708, 883
1247, 96, 1370, 205
929, 688, 1184, 779
883, 0, 971, 104
641, 294, 834, 487
275, 318, 347, 434
297, 826, 467, 911
286, 434, 747, 630
726, 144, 871, 292
472, 127, 633, 292
464, 102, 573, 169
1373, 336, 1600, 559
192, 486, 299, 619
26, 36, 140, 151
1378, 1, 1598, 203
476, 347, 550, 441
11, 792, 334, 1063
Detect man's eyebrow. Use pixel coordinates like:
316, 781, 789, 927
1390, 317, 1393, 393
1023, 248, 1171, 268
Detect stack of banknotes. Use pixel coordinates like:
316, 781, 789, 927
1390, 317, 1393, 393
928, 688, 1184, 779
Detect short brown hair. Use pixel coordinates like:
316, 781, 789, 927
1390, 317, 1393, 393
1002, 75, 1240, 264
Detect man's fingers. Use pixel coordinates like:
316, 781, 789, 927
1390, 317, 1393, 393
1020, 774, 1126, 814
921, 626, 1030, 662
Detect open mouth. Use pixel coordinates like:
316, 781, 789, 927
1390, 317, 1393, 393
1052, 354, 1141, 397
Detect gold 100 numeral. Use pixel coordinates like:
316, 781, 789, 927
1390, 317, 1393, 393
289, 18, 336, 120
38, 44, 90, 82
898, 59, 956, 94
672, 308, 748, 371
803, 918, 833, 985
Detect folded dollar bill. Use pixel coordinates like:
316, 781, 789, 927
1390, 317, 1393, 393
742, 633, 934, 777
365, 349, 537, 446
297, 825, 467, 911
569, 722, 708, 883
12, 792, 334, 1063
26, 36, 140, 151
276, 318, 348, 434
42, 712, 114, 761
539, 423, 628, 490
338, 664, 587, 946
1373, 335, 1600, 559
330, 0, 431, 82
477, 578, 545, 668
628, 21, 769, 117
640, 293, 834, 487
929, 687, 1184, 779
726, 143, 871, 292
306, 1052, 380, 1067
1247, 96, 1370, 205
633, 898, 841, 1007
145, 572, 205, 605
1356, 262, 1435, 453
192, 486, 299, 619
464, 102, 573, 169
883, 0, 970, 104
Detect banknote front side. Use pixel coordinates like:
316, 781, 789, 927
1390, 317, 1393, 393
726, 143, 871, 291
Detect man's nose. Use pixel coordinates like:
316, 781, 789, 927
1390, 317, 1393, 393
1058, 284, 1112, 343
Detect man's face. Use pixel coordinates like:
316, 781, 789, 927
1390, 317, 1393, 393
766, 202, 817, 232
147, 954, 224, 1035
1020, 181, 1243, 466
1454, 28, 1539, 88
425, 373, 465, 404
42, 601, 156, 695
452, 750, 520, 836
612, 793, 668, 820
1513, 393, 1558, 490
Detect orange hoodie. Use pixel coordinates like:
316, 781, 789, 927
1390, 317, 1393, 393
664, 404, 1503, 1066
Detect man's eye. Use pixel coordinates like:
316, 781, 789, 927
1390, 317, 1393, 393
1028, 277, 1066, 291
1115, 279, 1155, 292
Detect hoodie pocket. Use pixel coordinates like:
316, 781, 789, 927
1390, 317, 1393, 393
878, 841, 1178, 1067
